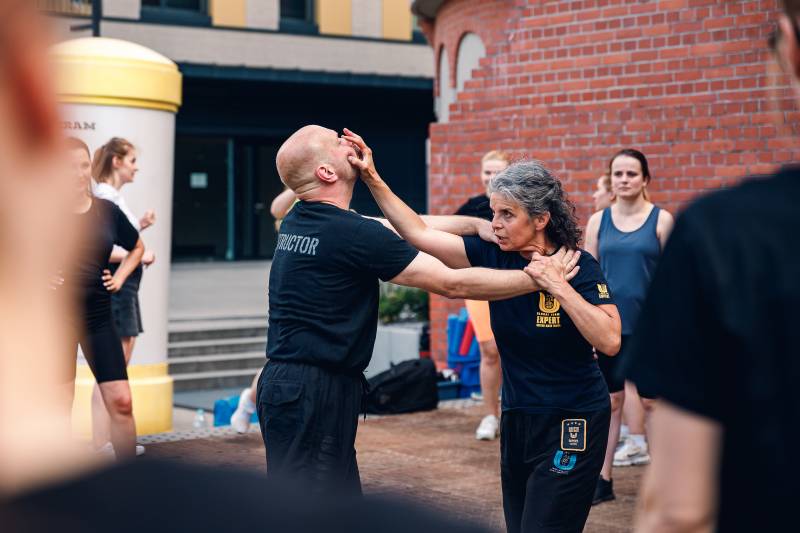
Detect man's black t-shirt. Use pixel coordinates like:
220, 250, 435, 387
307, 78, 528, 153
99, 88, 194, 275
267, 201, 418, 374
463, 237, 613, 412
75, 199, 139, 310
621, 167, 800, 532
454, 194, 493, 221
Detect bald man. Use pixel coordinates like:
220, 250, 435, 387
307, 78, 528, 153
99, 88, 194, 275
258, 125, 580, 493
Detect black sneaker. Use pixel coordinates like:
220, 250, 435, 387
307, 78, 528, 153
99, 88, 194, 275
592, 477, 615, 505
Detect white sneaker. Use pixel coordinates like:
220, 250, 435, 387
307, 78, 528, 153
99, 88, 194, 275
613, 438, 650, 466
231, 387, 256, 434
475, 414, 499, 441
95, 442, 145, 458
95, 442, 114, 457
618, 424, 630, 444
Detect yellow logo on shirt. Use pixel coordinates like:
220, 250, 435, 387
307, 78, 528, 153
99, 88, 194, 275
539, 292, 561, 313
597, 284, 610, 299
536, 292, 561, 328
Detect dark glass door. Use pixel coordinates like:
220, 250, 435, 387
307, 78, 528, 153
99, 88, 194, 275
235, 139, 285, 259
172, 136, 229, 260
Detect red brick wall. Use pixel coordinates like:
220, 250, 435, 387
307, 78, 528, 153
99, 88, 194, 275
424, 0, 800, 366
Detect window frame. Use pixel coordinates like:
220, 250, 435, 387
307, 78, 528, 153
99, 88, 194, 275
279, 0, 317, 35
140, 0, 211, 26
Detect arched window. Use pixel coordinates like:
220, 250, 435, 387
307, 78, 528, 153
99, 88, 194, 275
436, 47, 455, 123
456, 33, 486, 93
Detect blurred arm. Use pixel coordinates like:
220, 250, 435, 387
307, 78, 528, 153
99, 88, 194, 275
635, 401, 720, 533
271, 188, 297, 219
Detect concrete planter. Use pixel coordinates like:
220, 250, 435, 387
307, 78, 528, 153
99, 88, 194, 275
365, 321, 426, 378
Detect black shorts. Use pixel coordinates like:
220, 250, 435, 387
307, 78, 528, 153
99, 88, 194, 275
257, 360, 364, 495
111, 290, 143, 338
110, 266, 143, 338
597, 334, 657, 399
500, 407, 610, 533
598, 336, 656, 399
66, 299, 128, 384
76, 325, 129, 383
598, 334, 657, 400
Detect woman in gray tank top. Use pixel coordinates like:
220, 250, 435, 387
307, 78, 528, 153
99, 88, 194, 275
584, 149, 674, 504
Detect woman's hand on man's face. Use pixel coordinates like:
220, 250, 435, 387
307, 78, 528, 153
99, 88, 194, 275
342, 128, 379, 183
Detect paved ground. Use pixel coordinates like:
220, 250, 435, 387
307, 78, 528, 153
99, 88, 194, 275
145, 403, 641, 532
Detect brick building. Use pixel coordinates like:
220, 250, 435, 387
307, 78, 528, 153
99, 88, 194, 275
412, 0, 800, 365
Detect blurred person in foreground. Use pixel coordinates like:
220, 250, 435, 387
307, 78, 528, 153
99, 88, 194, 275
622, 4, 800, 531
0, 0, 88, 495
0, 5, 491, 533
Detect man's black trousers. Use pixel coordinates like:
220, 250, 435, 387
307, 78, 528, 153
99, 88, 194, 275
257, 360, 363, 494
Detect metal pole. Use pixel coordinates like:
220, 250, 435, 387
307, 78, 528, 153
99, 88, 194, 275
70, 0, 102, 34
226, 138, 236, 261
92, 0, 102, 37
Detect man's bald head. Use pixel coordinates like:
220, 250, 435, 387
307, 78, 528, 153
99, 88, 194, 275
276, 125, 332, 193
276, 125, 360, 197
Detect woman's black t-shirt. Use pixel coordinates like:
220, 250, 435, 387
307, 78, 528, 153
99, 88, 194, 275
463, 237, 613, 413
73, 199, 139, 318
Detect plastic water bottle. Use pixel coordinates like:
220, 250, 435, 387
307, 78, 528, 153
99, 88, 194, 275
193, 408, 206, 429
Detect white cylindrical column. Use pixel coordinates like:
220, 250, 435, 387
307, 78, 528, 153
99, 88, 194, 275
53, 37, 182, 435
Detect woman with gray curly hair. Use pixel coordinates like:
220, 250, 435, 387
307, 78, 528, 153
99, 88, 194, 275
346, 132, 622, 533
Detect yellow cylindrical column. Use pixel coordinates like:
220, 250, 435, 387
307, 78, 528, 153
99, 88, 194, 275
52, 37, 182, 436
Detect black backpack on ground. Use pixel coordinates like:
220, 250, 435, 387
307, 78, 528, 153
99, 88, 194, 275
365, 358, 438, 415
